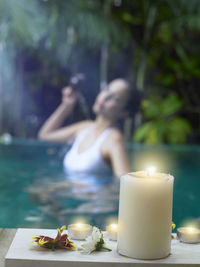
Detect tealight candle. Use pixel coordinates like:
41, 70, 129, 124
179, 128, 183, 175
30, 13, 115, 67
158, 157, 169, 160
68, 223, 92, 240
177, 227, 200, 243
117, 168, 174, 260
106, 224, 118, 241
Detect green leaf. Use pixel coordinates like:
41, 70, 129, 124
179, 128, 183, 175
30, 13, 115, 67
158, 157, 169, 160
158, 23, 172, 44
134, 119, 167, 144
145, 127, 162, 144
133, 122, 153, 142
161, 94, 183, 117
143, 99, 161, 119
166, 117, 192, 144
155, 72, 176, 87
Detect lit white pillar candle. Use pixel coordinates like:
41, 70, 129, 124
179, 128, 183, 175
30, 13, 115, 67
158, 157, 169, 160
177, 227, 200, 243
117, 169, 174, 260
68, 223, 92, 240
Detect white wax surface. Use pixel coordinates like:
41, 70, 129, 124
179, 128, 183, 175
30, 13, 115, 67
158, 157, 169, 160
117, 171, 174, 260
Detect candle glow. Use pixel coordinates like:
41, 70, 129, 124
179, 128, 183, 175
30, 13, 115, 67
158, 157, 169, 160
177, 226, 200, 244
188, 227, 195, 233
110, 224, 118, 230
76, 223, 84, 228
106, 223, 118, 241
67, 222, 92, 240
146, 166, 157, 176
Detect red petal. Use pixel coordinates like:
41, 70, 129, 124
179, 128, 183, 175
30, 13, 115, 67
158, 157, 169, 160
55, 230, 61, 242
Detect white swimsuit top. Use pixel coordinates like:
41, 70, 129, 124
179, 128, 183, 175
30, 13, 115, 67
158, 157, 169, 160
63, 125, 112, 174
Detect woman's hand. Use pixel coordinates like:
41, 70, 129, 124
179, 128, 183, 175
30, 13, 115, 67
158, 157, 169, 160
61, 86, 77, 113
38, 85, 89, 143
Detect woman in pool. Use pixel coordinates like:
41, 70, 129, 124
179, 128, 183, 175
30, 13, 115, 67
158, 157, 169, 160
38, 79, 134, 178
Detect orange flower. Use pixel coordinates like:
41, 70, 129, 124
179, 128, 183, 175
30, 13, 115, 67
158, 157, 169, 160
171, 222, 176, 239
172, 222, 176, 231
31, 226, 77, 251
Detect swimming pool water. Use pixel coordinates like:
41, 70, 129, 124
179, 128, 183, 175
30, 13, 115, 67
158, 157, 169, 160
0, 139, 200, 229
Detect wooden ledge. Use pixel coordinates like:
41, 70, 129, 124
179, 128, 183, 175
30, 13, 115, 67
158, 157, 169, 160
5, 228, 200, 267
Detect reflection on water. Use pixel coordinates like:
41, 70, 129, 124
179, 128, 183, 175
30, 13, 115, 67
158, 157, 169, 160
28, 173, 119, 222
25, 169, 120, 229
0, 140, 120, 228
0, 140, 200, 229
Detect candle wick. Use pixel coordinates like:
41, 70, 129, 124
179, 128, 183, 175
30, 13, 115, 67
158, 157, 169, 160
146, 166, 156, 177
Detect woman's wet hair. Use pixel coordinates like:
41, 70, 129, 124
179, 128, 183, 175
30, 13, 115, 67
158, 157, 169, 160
68, 73, 90, 121
112, 79, 141, 118
115, 79, 142, 136
124, 82, 142, 118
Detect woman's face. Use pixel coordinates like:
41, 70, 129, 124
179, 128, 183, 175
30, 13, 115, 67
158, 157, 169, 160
93, 79, 130, 120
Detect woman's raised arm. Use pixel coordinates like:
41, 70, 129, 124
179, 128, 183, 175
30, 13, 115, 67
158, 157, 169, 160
38, 86, 91, 143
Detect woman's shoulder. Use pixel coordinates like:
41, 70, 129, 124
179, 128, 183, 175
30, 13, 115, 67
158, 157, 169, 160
102, 128, 125, 157
108, 128, 124, 143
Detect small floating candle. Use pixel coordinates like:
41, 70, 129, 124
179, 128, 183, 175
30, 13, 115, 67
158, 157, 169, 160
68, 223, 92, 240
106, 224, 118, 241
177, 227, 200, 244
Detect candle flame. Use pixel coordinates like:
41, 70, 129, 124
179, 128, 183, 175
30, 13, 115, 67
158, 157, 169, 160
110, 224, 118, 230
76, 223, 84, 228
188, 227, 195, 233
146, 166, 157, 176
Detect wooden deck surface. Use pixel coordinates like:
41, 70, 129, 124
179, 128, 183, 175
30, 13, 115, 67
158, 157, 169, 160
0, 229, 16, 267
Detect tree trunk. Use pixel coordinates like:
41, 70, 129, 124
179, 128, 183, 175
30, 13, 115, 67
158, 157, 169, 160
100, 43, 109, 91
99, 0, 111, 90
136, 5, 157, 91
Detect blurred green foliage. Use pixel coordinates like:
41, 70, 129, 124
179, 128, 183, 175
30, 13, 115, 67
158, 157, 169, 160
121, 0, 200, 144
0, 0, 200, 143
134, 94, 192, 144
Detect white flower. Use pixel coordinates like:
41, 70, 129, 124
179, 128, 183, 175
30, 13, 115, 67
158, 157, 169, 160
81, 227, 111, 254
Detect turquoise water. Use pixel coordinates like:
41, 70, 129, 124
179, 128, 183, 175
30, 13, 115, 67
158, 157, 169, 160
0, 139, 200, 229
